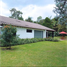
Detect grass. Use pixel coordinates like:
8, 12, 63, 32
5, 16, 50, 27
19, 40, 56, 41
0, 40, 67, 66
54, 36, 67, 39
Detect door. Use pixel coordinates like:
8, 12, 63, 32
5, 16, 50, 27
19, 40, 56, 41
34, 30, 43, 38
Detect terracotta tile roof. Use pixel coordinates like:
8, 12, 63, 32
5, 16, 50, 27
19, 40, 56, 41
0, 16, 55, 31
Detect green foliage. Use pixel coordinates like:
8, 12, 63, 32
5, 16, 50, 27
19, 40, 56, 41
45, 37, 59, 42
1, 37, 60, 47
0, 37, 59, 47
18, 16, 24, 20
36, 16, 44, 25
52, 17, 58, 28
45, 37, 53, 41
53, 38, 59, 42
0, 39, 4, 47
60, 23, 66, 32
1, 25, 17, 48
0, 34, 2, 39
54, 0, 67, 32
25, 17, 33, 22
43, 17, 53, 28
37, 16, 42, 22
10, 8, 23, 20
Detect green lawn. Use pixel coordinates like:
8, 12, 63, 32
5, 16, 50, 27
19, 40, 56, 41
0, 40, 67, 66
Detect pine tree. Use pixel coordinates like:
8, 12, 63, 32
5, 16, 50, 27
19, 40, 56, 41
1, 25, 16, 49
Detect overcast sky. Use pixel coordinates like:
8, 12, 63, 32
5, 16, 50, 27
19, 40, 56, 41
0, 0, 56, 21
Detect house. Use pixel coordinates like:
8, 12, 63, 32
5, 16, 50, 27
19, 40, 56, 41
0, 16, 55, 39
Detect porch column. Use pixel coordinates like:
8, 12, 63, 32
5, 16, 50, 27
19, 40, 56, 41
52, 31, 54, 38
46, 31, 48, 38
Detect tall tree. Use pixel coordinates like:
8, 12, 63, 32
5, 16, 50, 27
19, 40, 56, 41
10, 8, 23, 20
54, 0, 67, 31
37, 16, 42, 22
37, 16, 44, 25
43, 17, 53, 28
52, 17, 58, 31
10, 8, 16, 19
25, 17, 33, 22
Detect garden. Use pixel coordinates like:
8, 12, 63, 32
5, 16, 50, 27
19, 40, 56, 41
0, 25, 67, 66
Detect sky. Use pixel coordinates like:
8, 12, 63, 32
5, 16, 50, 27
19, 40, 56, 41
0, 0, 56, 21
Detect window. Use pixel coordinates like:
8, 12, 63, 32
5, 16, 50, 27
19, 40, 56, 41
26, 29, 32, 33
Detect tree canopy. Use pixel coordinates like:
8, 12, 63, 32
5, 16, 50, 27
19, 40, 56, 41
10, 8, 24, 20
43, 17, 53, 28
25, 17, 33, 22
37, 16, 42, 22
54, 0, 67, 32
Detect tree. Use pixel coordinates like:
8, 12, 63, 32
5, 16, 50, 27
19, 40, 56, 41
37, 16, 42, 22
34, 21, 37, 23
18, 16, 24, 20
1, 25, 16, 49
54, 0, 67, 31
36, 16, 44, 25
10, 8, 23, 20
25, 17, 33, 22
43, 17, 53, 28
52, 17, 58, 31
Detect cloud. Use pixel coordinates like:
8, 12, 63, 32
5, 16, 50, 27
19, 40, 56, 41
20, 4, 56, 21
0, 0, 56, 21
0, 0, 10, 16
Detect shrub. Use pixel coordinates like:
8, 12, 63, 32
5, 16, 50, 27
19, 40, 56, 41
0, 34, 2, 38
14, 37, 59, 46
0, 36, 60, 47
1, 31, 59, 47
53, 38, 59, 42
44, 38, 59, 42
1, 25, 17, 49
0, 39, 2, 47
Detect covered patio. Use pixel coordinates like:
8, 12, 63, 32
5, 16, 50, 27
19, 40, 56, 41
46, 30, 55, 38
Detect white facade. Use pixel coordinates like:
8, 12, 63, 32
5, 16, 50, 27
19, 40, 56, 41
0, 25, 3, 34
16, 27, 34, 39
43, 30, 46, 38
16, 27, 46, 39
0, 26, 47, 39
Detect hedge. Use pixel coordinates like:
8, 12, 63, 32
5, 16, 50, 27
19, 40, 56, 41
0, 37, 60, 47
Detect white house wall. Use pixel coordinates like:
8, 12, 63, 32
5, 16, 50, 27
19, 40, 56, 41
0, 25, 3, 34
16, 27, 46, 39
0, 26, 47, 39
43, 30, 46, 38
16, 27, 34, 39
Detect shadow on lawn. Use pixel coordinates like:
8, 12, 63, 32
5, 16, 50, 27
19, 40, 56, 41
1, 47, 18, 51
